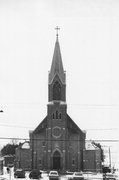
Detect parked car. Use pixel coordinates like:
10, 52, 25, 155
29, 169, 41, 179
49, 170, 59, 180
66, 171, 74, 180
40, 170, 48, 178
83, 172, 93, 179
103, 173, 117, 180
14, 169, 25, 178
73, 172, 84, 180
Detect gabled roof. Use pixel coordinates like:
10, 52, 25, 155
49, 37, 65, 84
33, 116, 47, 134
67, 114, 85, 137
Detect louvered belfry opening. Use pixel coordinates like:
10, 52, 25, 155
53, 81, 61, 100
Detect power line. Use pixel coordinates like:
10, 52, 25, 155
2, 102, 119, 107
0, 124, 33, 129
86, 128, 119, 131
0, 137, 119, 142
0, 124, 118, 131
69, 104, 119, 107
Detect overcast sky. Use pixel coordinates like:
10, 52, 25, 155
0, 0, 119, 168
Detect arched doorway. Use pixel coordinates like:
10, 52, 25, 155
53, 151, 61, 170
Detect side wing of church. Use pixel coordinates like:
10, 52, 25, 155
29, 35, 86, 173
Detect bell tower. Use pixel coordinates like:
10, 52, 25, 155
47, 28, 67, 171
48, 30, 66, 102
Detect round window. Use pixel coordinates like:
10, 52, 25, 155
52, 127, 61, 138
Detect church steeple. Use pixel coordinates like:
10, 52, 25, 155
48, 30, 66, 102
49, 36, 65, 84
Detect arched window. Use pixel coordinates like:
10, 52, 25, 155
56, 111, 58, 119
53, 81, 61, 100
72, 159, 75, 165
52, 113, 55, 119
59, 113, 61, 119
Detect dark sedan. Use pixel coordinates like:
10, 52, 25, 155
29, 169, 41, 179
103, 173, 117, 180
14, 169, 25, 178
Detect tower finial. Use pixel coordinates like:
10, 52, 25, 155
55, 26, 60, 39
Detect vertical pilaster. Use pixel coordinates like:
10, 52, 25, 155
62, 150, 65, 173
47, 127, 52, 170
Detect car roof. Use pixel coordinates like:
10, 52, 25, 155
66, 171, 74, 174
106, 173, 116, 177
16, 169, 23, 171
74, 172, 83, 175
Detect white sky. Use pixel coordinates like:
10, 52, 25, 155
0, 0, 119, 168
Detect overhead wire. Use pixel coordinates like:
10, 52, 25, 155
0, 137, 119, 142
0, 124, 118, 131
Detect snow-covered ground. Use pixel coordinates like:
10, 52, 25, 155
1, 168, 119, 180
83, 172, 103, 180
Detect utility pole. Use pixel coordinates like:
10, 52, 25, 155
109, 147, 111, 170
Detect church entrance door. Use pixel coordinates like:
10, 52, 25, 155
53, 151, 61, 170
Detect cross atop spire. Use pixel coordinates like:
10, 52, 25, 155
55, 26, 60, 38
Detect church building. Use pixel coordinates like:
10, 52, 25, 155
29, 32, 86, 173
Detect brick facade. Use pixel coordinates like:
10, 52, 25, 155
83, 145, 102, 172
15, 142, 31, 170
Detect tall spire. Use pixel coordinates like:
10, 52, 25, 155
49, 28, 65, 84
